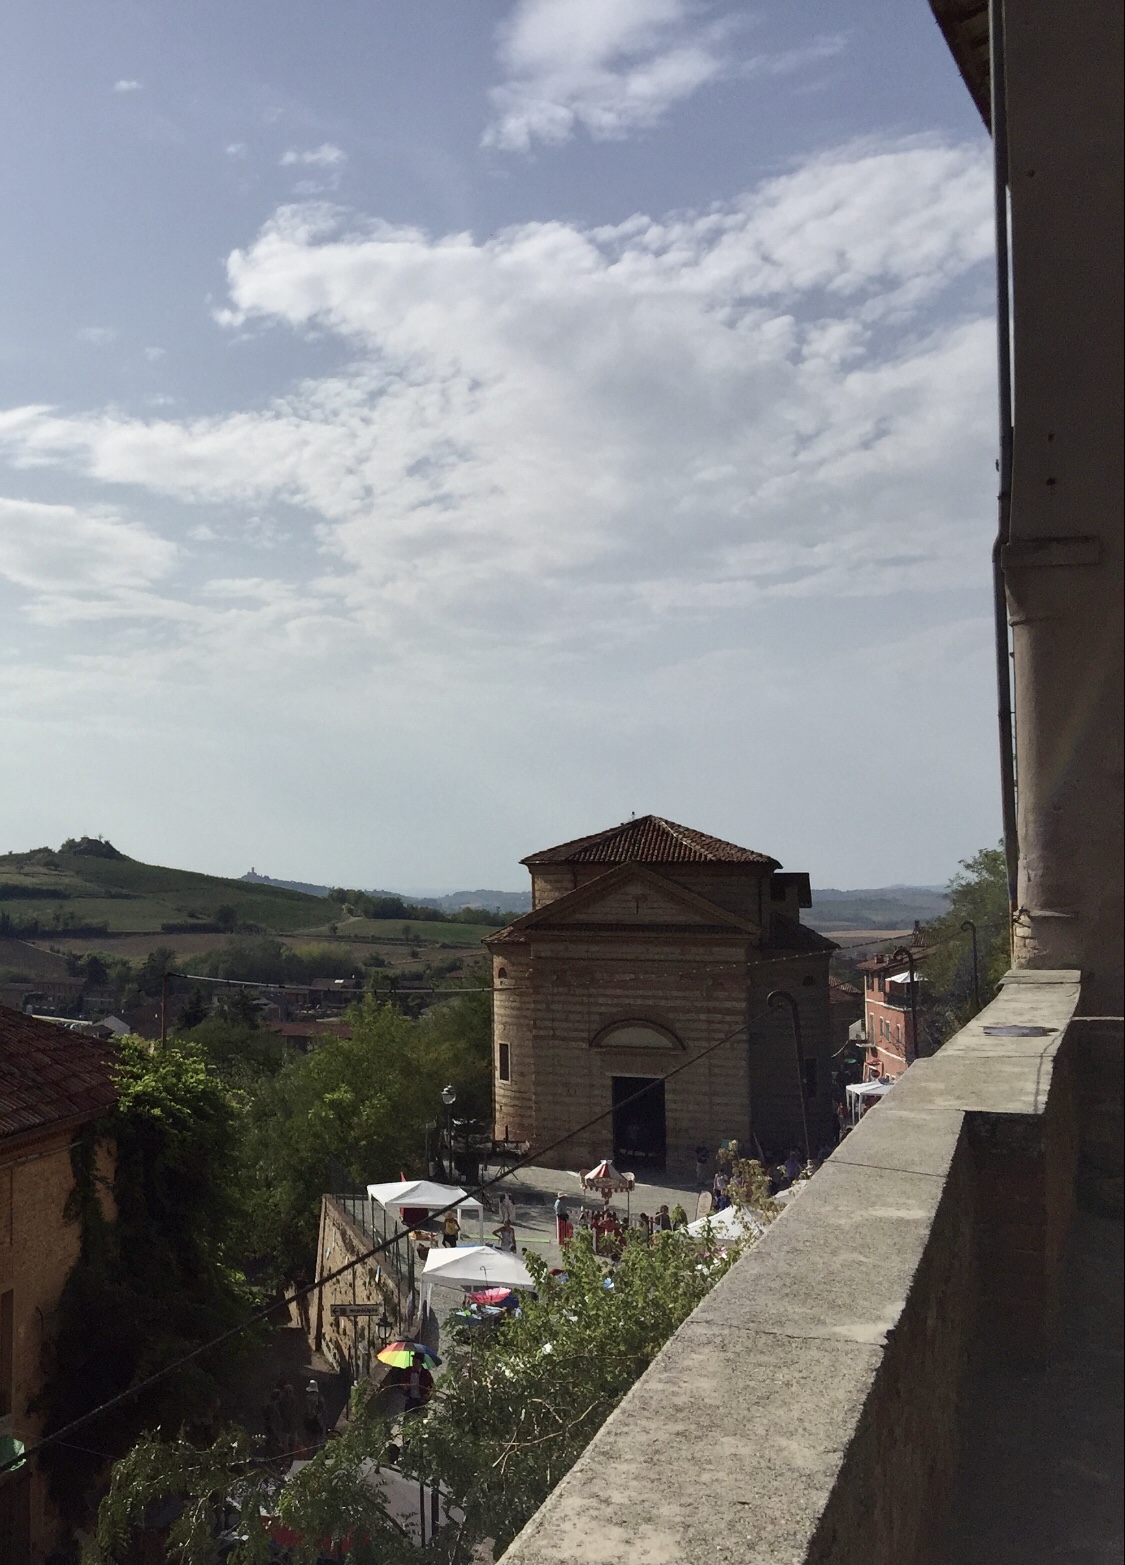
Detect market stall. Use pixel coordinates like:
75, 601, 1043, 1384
367, 1179, 485, 1242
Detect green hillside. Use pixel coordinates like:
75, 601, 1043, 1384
0, 839, 335, 936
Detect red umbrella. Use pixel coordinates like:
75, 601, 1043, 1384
466, 1287, 516, 1306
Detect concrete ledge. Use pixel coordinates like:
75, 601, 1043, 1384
501, 970, 1082, 1565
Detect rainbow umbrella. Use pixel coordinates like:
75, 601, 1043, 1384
376, 1339, 441, 1369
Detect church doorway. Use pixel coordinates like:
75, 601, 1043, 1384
612, 1076, 666, 1172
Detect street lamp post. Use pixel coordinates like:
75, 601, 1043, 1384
766, 991, 812, 1165
891, 947, 921, 1064
961, 919, 981, 1014
441, 1084, 457, 1182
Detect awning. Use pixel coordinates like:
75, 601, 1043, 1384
846, 1079, 894, 1100
367, 1179, 483, 1218
685, 1205, 766, 1241
421, 1245, 534, 1291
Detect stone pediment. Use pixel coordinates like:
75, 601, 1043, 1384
491, 863, 760, 939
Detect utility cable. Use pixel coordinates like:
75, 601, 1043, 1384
2, 997, 793, 1476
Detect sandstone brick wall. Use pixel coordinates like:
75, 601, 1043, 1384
493, 928, 834, 1175
0, 1126, 113, 1562
311, 1197, 409, 1382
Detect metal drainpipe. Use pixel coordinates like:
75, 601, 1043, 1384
989, 0, 1019, 947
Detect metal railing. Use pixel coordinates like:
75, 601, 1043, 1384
329, 1192, 416, 1300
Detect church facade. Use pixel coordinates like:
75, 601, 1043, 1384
487, 816, 836, 1178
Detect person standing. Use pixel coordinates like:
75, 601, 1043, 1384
442, 1209, 461, 1247
694, 1146, 710, 1192
498, 1190, 516, 1226
553, 1192, 572, 1244
654, 1204, 672, 1233
670, 1203, 688, 1229
493, 1221, 517, 1252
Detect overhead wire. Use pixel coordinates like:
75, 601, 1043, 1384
1, 995, 794, 1477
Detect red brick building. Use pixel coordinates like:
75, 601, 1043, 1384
859, 952, 931, 1080
487, 817, 837, 1175
0, 1009, 117, 1563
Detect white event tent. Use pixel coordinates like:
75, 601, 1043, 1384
421, 1244, 534, 1303
367, 1179, 485, 1242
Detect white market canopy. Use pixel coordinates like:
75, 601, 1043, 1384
367, 1180, 484, 1240
686, 1204, 766, 1242
421, 1245, 534, 1292
846, 1079, 894, 1101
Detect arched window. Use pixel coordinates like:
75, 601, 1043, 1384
590, 1019, 683, 1051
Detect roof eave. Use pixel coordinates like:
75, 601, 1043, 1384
928, 0, 992, 128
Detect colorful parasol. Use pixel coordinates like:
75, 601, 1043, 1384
466, 1287, 517, 1307
580, 1159, 636, 1197
376, 1339, 441, 1369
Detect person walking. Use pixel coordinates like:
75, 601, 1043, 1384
498, 1190, 516, 1226
694, 1146, 710, 1192
278, 1381, 299, 1455
263, 1386, 284, 1460
301, 1378, 328, 1453
442, 1209, 461, 1248
404, 1351, 434, 1413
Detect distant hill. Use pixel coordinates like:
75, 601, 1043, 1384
412, 889, 532, 914
806, 885, 950, 931
242, 871, 530, 915
242, 871, 333, 898
1, 843, 336, 937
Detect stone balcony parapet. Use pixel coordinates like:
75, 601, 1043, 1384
501, 969, 1084, 1565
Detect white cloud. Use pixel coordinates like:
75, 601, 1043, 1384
0, 496, 175, 612
0, 141, 993, 660
144, 345, 165, 361
484, 0, 733, 150
113, 79, 143, 93
78, 326, 117, 347
280, 144, 347, 168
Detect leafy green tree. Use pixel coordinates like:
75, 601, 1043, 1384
922, 845, 1011, 1040
214, 904, 238, 933
85, 1222, 755, 1565
137, 945, 177, 996
178, 984, 211, 1031
238, 991, 489, 1284
36, 1038, 257, 1519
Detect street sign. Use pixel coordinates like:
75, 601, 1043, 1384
330, 1303, 387, 1318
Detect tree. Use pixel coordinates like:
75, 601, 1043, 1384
35, 1038, 257, 1520
85, 1220, 760, 1565
214, 904, 238, 933
922, 845, 1011, 1040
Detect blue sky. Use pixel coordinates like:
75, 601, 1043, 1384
0, 0, 996, 892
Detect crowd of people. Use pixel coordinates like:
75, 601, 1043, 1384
262, 1377, 331, 1461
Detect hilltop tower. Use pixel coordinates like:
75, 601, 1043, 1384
487, 816, 835, 1177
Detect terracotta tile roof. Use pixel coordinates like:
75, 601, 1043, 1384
522, 816, 779, 868
0, 1006, 117, 1143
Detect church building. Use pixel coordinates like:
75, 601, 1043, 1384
487, 816, 836, 1178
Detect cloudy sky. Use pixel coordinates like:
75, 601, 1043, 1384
0, 0, 997, 893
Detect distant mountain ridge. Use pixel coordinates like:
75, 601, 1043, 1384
241, 871, 531, 914
806, 885, 950, 931
240, 868, 942, 928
